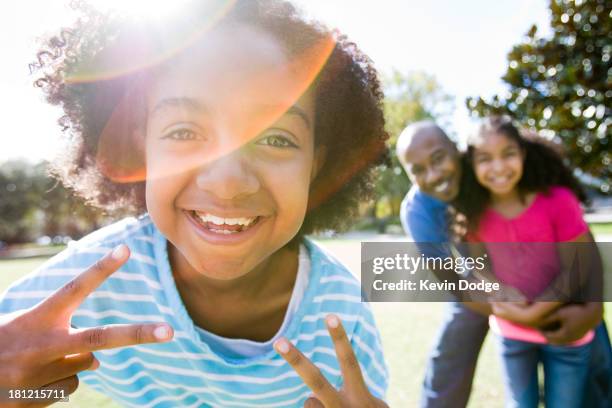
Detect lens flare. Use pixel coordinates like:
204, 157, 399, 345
66, 0, 236, 83
95, 21, 336, 184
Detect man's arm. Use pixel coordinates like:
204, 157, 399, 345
535, 231, 601, 302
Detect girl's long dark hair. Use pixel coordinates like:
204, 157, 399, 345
453, 115, 588, 234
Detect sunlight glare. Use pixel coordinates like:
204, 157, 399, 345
87, 0, 192, 20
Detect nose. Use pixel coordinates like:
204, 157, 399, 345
195, 149, 260, 200
424, 167, 442, 187
491, 158, 505, 173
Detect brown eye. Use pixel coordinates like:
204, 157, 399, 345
431, 152, 446, 166
411, 166, 424, 175
162, 128, 204, 141
256, 131, 298, 148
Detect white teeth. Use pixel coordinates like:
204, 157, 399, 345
209, 228, 233, 234
434, 181, 449, 193
193, 212, 256, 227
490, 175, 511, 184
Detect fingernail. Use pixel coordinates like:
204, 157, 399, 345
89, 358, 100, 371
154, 324, 171, 340
326, 315, 339, 328
275, 339, 290, 354
111, 245, 128, 261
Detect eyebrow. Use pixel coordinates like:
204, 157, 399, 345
151, 97, 311, 129
285, 105, 311, 130
150, 97, 206, 116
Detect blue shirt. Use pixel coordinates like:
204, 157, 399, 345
400, 186, 459, 273
400, 186, 449, 243
0, 215, 388, 407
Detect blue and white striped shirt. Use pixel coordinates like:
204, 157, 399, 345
0, 215, 388, 407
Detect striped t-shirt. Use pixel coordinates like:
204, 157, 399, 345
0, 215, 388, 408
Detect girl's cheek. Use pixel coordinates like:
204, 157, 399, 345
474, 163, 488, 183
507, 156, 524, 176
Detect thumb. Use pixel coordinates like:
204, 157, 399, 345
541, 326, 567, 345
304, 396, 325, 408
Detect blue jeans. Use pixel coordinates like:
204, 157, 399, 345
584, 322, 612, 407
497, 336, 592, 408
420, 302, 489, 408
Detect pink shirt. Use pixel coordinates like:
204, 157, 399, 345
471, 186, 592, 345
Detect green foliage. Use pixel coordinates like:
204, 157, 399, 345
375, 71, 453, 221
467, 0, 611, 193
0, 160, 108, 243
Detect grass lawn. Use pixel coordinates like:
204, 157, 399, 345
1, 238, 610, 408
590, 222, 612, 236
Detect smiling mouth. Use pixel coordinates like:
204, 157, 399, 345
433, 180, 451, 193
488, 175, 513, 187
188, 211, 261, 235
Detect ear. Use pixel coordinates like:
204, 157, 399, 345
310, 145, 327, 182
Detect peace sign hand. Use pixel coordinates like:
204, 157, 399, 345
0, 245, 174, 407
274, 315, 387, 408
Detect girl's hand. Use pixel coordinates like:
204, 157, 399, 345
0, 245, 174, 407
274, 315, 387, 408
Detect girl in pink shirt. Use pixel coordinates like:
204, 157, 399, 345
454, 116, 601, 408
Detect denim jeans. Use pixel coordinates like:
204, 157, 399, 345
420, 302, 489, 408
497, 336, 592, 408
584, 322, 612, 407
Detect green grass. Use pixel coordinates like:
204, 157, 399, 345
590, 222, 612, 236
1, 241, 610, 408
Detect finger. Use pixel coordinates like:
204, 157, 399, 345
42, 374, 79, 398
274, 338, 341, 407
541, 327, 567, 345
33, 352, 97, 387
325, 314, 367, 392
18, 376, 79, 407
38, 245, 130, 315
304, 397, 325, 408
491, 302, 505, 313
538, 312, 560, 327
60, 323, 173, 354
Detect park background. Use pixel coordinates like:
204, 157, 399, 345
0, 0, 610, 406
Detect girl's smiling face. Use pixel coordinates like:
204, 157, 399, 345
471, 131, 525, 197
143, 25, 324, 280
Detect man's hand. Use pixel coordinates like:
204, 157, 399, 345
0, 245, 174, 407
274, 315, 387, 408
538, 303, 603, 345
491, 301, 562, 328
490, 302, 541, 327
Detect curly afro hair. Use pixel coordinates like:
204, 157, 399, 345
32, 0, 388, 237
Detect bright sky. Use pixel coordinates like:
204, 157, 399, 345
0, 0, 549, 163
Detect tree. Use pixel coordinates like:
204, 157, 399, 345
0, 160, 108, 244
467, 0, 610, 193
0, 161, 40, 243
371, 71, 453, 231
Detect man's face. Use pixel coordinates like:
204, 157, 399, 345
143, 25, 324, 280
400, 132, 461, 202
